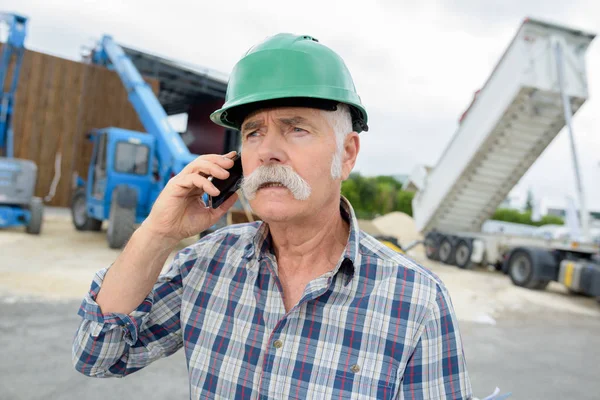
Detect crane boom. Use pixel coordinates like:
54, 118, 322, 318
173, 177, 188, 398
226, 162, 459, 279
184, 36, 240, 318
91, 35, 195, 178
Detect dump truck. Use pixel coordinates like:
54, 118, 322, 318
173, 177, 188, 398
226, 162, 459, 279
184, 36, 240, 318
403, 18, 600, 297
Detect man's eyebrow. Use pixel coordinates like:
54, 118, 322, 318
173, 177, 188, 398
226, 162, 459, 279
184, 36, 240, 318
242, 115, 316, 132
278, 116, 314, 127
241, 119, 264, 132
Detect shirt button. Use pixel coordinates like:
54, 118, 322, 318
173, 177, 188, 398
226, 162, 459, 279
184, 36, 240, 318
273, 339, 283, 349
350, 364, 360, 373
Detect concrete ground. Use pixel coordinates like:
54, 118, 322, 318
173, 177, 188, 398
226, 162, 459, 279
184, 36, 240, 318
1, 210, 600, 399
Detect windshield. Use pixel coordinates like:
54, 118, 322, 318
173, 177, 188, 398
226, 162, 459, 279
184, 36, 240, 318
114, 142, 149, 175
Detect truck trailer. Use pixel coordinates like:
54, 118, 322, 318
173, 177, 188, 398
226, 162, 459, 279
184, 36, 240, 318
403, 18, 600, 297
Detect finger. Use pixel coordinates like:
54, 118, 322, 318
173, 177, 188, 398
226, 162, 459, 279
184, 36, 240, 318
193, 160, 231, 180
182, 152, 237, 175
178, 159, 230, 180
174, 174, 220, 197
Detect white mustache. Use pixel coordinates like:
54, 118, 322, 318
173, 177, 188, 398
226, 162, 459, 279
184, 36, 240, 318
240, 164, 311, 201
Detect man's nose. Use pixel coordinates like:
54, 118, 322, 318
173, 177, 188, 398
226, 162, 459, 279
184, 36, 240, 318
257, 129, 287, 165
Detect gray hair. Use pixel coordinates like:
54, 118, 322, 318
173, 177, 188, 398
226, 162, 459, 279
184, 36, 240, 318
241, 164, 312, 200
321, 103, 353, 179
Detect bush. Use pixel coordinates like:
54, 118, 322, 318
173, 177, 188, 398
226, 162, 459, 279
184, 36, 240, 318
342, 174, 562, 225
492, 208, 564, 226
342, 173, 414, 219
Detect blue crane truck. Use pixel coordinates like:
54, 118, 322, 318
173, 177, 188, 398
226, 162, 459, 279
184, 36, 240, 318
0, 13, 43, 234
71, 35, 198, 248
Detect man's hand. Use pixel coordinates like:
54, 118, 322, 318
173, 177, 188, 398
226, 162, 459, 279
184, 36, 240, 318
142, 151, 239, 242
94, 151, 239, 315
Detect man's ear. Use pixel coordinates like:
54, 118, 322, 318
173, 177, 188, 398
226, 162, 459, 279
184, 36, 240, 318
341, 132, 360, 180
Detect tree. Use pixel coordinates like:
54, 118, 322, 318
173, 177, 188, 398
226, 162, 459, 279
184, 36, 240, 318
492, 208, 563, 226
525, 188, 534, 213
395, 190, 414, 216
342, 173, 416, 219
374, 181, 395, 216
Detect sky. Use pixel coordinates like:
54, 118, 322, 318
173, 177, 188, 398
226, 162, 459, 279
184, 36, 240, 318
5, 0, 600, 212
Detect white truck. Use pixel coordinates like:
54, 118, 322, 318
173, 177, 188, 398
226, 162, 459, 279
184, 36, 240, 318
403, 18, 600, 297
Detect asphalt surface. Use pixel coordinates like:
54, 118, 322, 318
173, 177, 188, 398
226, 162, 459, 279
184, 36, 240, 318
2, 211, 600, 399
1, 297, 599, 400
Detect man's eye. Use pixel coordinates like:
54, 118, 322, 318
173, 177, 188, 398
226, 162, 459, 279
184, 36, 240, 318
292, 127, 307, 133
246, 131, 258, 138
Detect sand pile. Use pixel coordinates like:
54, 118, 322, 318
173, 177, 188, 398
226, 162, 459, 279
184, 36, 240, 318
356, 219, 382, 237
371, 212, 424, 256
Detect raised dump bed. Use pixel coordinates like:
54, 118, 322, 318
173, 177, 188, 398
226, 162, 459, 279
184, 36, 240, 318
410, 18, 595, 234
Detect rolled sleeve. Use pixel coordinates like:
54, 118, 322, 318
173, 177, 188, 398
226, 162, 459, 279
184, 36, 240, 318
77, 267, 154, 346
72, 255, 185, 378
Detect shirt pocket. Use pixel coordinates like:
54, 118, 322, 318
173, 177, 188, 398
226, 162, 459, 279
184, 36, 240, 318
331, 351, 397, 400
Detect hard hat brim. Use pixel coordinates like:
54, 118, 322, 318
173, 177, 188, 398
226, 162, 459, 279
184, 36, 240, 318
211, 92, 368, 133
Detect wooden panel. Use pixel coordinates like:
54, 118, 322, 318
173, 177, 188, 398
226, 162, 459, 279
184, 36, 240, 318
10, 48, 35, 158
55, 60, 85, 207
36, 57, 62, 199
2, 44, 159, 207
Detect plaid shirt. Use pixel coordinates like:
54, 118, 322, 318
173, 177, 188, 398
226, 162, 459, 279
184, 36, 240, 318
73, 198, 472, 399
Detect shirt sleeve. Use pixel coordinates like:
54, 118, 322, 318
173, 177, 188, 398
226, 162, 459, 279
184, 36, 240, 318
398, 284, 473, 399
72, 251, 187, 378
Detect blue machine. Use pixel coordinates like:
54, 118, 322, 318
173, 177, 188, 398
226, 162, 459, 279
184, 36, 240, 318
0, 13, 43, 234
72, 35, 198, 248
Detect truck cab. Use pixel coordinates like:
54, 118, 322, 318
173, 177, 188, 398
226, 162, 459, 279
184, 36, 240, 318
72, 127, 159, 248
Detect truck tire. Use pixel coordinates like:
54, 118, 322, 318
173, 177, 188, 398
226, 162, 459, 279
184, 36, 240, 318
438, 236, 456, 265
507, 250, 550, 290
425, 232, 441, 261
25, 197, 43, 235
71, 188, 102, 231
454, 239, 473, 269
107, 192, 136, 249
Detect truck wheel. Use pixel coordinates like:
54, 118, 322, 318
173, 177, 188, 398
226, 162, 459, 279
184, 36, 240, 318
25, 197, 43, 235
425, 232, 440, 261
107, 195, 136, 249
455, 239, 473, 269
507, 250, 549, 289
438, 236, 456, 265
71, 188, 102, 231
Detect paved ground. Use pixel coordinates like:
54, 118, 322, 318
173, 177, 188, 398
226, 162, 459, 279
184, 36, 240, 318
1, 299, 599, 399
2, 210, 600, 399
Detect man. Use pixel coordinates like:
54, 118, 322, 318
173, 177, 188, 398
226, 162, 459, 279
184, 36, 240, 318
73, 33, 472, 399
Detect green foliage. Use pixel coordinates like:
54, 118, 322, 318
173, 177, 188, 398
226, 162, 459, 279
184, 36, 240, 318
343, 173, 564, 226
537, 214, 565, 226
395, 190, 415, 216
341, 173, 414, 219
525, 188, 534, 212
492, 208, 564, 226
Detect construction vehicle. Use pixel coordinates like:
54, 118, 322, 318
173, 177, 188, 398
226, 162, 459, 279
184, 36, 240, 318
71, 35, 197, 248
0, 12, 43, 234
403, 18, 600, 298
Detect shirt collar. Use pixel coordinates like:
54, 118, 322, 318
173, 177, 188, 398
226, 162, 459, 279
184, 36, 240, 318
244, 196, 360, 283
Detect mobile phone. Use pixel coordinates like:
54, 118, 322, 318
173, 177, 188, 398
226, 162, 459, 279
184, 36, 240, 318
208, 154, 243, 209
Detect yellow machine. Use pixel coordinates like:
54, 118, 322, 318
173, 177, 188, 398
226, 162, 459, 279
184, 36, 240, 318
375, 235, 405, 254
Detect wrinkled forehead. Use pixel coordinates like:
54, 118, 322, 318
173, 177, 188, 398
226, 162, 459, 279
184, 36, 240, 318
241, 106, 330, 132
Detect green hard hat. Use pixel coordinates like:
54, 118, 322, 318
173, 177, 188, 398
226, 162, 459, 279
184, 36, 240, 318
210, 33, 369, 133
